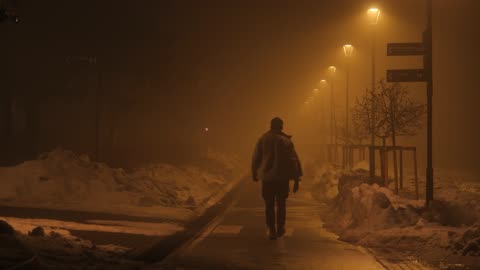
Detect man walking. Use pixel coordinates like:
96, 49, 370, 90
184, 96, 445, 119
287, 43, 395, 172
252, 117, 302, 240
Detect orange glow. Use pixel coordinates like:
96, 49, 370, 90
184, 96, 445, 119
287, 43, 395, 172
343, 44, 354, 57
328, 66, 336, 75
319, 79, 328, 88
367, 7, 381, 25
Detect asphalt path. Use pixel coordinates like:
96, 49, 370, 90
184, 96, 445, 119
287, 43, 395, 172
152, 180, 386, 270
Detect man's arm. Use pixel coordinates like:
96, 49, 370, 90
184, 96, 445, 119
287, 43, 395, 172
289, 141, 302, 193
251, 139, 262, 181
286, 140, 303, 181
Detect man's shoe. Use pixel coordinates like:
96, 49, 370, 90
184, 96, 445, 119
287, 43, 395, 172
268, 228, 277, 240
277, 226, 286, 238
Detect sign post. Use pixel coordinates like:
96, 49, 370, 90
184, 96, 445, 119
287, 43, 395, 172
425, 0, 434, 206
386, 0, 433, 206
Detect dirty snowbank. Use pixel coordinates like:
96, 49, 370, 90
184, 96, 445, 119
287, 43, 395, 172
311, 164, 480, 269
0, 219, 145, 270
0, 149, 245, 220
0, 149, 245, 269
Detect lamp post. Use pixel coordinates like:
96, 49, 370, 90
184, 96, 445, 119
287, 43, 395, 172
328, 66, 337, 163
367, 7, 380, 179
318, 79, 328, 159
343, 44, 354, 168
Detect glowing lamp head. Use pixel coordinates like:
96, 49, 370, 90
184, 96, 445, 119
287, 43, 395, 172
343, 44, 354, 57
328, 66, 337, 75
204, 127, 209, 132
319, 79, 327, 88
367, 8, 381, 25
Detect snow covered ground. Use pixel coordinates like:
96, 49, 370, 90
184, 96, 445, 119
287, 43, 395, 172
0, 148, 246, 269
0, 148, 244, 219
309, 162, 480, 270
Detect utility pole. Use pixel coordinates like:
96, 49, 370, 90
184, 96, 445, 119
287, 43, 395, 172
425, 0, 434, 206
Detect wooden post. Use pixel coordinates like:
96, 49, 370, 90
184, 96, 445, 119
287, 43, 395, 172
393, 148, 399, 195
414, 148, 419, 200
370, 146, 376, 179
380, 148, 385, 185
400, 150, 404, 190
384, 149, 389, 186
351, 146, 354, 167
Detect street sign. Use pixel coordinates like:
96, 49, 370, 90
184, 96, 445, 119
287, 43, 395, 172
387, 69, 426, 82
387, 43, 425, 56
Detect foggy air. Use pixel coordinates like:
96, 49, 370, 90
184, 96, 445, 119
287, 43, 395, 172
0, 0, 479, 269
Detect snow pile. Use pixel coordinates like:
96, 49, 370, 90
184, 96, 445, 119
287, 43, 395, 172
449, 224, 480, 256
311, 165, 340, 202
352, 160, 370, 173
0, 217, 183, 238
0, 218, 143, 269
311, 165, 480, 268
337, 182, 422, 231
0, 149, 243, 217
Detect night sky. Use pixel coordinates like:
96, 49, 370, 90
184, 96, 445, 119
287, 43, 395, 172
2, 0, 479, 171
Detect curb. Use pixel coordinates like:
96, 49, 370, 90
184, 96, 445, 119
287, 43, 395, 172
135, 175, 247, 262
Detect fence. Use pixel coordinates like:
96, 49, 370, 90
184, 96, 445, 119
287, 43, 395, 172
326, 143, 420, 199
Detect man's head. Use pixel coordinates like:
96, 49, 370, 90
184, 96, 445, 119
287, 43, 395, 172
270, 117, 284, 132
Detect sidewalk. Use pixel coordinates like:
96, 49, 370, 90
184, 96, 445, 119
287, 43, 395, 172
153, 180, 386, 270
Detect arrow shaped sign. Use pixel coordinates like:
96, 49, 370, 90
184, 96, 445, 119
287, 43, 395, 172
387, 69, 426, 82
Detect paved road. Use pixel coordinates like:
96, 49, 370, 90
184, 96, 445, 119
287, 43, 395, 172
152, 180, 386, 270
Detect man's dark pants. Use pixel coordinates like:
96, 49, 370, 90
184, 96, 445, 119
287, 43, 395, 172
262, 179, 289, 231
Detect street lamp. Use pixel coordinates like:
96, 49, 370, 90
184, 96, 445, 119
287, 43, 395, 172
320, 79, 327, 88
367, 8, 381, 25
328, 66, 337, 74
317, 79, 328, 146
327, 66, 337, 163
367, 7, 380, 179
343, 44, 354, 167
343, 44, 354, 57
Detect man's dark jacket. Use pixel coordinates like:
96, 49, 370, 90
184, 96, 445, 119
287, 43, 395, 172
252, 130, 303, 182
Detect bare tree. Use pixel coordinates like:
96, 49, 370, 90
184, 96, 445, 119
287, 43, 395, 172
352, 88, 389, 146
353, 80, 425, 146
376, 80, 426, 192
376, 80, 426, 144
352, 80, 426, 192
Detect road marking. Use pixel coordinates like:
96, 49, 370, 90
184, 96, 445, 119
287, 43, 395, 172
212, 225, 243, 235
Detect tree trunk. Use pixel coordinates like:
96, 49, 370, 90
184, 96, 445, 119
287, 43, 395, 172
391, 100, 399, 194
380, 137, 387, 185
